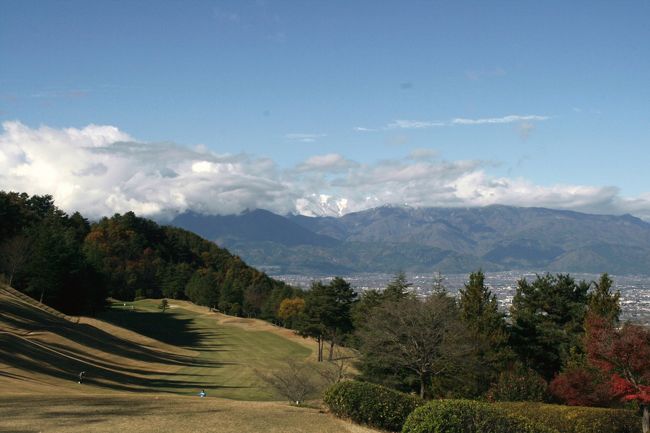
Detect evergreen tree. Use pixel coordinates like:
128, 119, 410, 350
383, 271, 412, 301
458, 270, 511, 396
298, 281, 330, 361
298, 278, 357, 361
351, 289, 383, 328
510, 273, 590, 380
587, 273, 621, 323
324, 277, 357, 360
184, 268, 220, 308
161, 262, 193, 299
431, 271, 447, 296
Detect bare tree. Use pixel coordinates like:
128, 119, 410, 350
0, 235, 31, 286
313, 347, 354, 386
256, 359, 319, 405
358, 295, 472, 399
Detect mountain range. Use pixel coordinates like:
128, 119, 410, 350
170, 205, 650, 275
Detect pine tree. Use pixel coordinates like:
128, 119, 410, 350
458, 270, 510, 396
510, 273, 589, 380
298, 278, 357, 361
587, 273, 621, 324
383, 271, 412, 301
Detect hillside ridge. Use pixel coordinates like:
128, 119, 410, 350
170, 205, 650, 275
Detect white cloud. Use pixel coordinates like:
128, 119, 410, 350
386, 120, 445, 129
451, 114, 549, 125
0, 121, 297, 219
353, 126, 378, 132
284, 133, 326, 143
355, 114, 548, 132
2, 121, 650, 221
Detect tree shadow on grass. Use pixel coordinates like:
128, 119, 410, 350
2, 395, 225, 424
0, 333, 245, 394
0, 300, 217, 368
0, 297, 258, 395
98, 309, 201, 347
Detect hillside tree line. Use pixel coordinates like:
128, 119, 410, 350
0, 191, 299, 320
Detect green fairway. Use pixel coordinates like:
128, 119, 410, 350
99, 300, 312, 400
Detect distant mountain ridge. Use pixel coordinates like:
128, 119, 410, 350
172, 209, 339, 247
170, 205, 650, 275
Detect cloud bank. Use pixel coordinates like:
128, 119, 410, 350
1, 121, 649, 221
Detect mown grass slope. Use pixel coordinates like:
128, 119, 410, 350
99, 299, 314, 400
0, 284, 376, 433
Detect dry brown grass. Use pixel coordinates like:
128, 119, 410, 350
0, 393, 379, 433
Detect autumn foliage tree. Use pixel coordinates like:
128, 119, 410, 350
549, 273, 622, 407
277, 297, 305, 328
548, 350, 614, 407
587, 315, 650, 432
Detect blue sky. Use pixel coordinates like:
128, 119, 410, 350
1, 0, 650, 218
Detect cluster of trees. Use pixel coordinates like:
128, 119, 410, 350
0, 192, 105, 314
0, 191, 299, 321
83, 210, 299, 318
286, 270, 648, 431
277, 277, 356, 362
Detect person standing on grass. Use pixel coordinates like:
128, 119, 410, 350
78, 371, 86, 384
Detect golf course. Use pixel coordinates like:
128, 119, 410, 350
0, 284, 377, 433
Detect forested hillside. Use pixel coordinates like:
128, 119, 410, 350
0, 191, 299, 317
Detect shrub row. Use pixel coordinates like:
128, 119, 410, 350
323, 381, 423, 432
402, 399, 558, 433
324, 381, 640, 433
494, 402, 640, 433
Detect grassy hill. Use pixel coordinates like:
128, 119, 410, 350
0, 284, 375, 433
99, 298, 314, 400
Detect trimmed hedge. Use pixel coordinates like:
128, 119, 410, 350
402, 399, 558, 433
323, 381, 423, 432
324, 382, 640, 433
494, 402, 640, 433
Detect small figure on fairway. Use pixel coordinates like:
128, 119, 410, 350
199, 389, 206, 398
78, 371, 86, 384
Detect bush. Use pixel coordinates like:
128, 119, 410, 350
323, 381, 423, 432
487, 365, 548, 402
494, 402, 640, 433
402, 399, 558, 433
